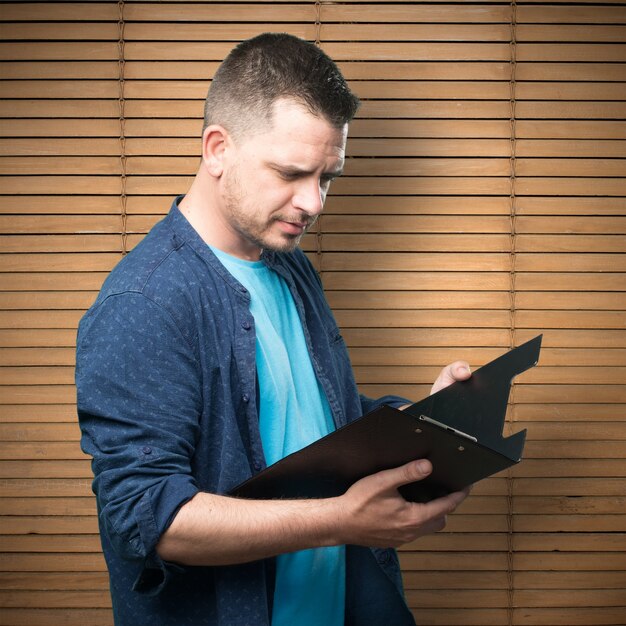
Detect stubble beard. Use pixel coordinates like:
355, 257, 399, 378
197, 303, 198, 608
222, 166, 315, 254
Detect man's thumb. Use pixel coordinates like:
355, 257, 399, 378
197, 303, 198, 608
384, 459, 433, 489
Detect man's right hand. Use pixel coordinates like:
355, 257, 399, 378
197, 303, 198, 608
157, 458, 469, 566
334, 459, 469, 548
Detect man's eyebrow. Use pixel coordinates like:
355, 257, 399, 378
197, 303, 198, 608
267, 162, 343, 178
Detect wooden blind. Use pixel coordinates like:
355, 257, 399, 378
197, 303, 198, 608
1, 2, 624, 625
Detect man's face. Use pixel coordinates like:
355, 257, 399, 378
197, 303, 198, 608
218, 98, 348, 259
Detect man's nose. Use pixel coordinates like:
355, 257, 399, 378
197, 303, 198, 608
292, 179, 324, 217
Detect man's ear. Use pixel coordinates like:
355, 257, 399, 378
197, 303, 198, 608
201, 125, 230, 177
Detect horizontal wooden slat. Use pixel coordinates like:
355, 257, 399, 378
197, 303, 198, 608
517, 24, 626, 41
125, 22, 508, 42
351, 364, 626, 384
0, 196, 122, 215
0, 42, 119, 61
121, 3, 510, 23
0, 273, 106, 291
358, 384, 626, 404
1, 4, 118, 21
0, 589, 110, 608
403, 570, 626, 590
517, 43, 626, 62
0, 609, 113, 626
0, 497, 97, 516
323, 196, 626, 215
0, 293, 96, 310
0, 118, 120, 137
0, 139, 120, 156
0, 101, 120, 119
303, 251, 626, 272
0, 80, 118, 99
0, 311, 83, 329
0, 61, 117, 80
0, 329, 77, 347
347, 345, 626, 366
0, 423, 79, 442
352, 61, 626, 81
0, 460, 92, 478
0, 404, 78, 421
0, 571, 108, 590
402, 587, 626, 608
0, 535, 102, 552
0, 253, 121, 272
1, 235, 123, 253
2, 23, 118, 40
117, 22, 626, 43
309, 231, 624, 253
128, 41, 517, 61
343, 328, 626, 348
0, 385, 78, 405
518, 5, 626, 23
399, 550, 626, 572
0, 515, 98, 532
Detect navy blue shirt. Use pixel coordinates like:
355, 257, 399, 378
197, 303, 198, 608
76, 198, 416, 625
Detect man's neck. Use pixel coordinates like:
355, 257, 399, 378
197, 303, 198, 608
178, 178, 262, 262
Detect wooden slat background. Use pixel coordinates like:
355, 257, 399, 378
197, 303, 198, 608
0, 1, 624, 624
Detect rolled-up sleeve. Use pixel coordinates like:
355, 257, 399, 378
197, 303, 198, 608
76, 291, 202, 591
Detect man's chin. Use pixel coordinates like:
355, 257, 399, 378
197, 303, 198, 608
266, 242, 300, 254
263, 234, 302, 254
246, 221, 308, 254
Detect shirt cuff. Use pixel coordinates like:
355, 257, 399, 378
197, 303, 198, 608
132, 476, 199, 595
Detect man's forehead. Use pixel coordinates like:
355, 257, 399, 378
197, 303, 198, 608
269, 98, 349, 139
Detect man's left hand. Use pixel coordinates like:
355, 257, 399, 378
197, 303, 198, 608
430, 361, 471, 395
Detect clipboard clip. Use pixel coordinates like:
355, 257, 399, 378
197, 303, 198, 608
418, 414, 478, 443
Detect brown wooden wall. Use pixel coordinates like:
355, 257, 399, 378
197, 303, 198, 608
1, 1, 625, 624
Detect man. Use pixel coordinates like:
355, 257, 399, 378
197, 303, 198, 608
76, 33, 471, 625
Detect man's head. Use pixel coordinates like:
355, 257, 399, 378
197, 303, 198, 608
203, 32, 360, 139
184, 34, 357, 260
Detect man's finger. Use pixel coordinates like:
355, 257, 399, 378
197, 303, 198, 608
452, 361, 472, 380
431, 360, 471, 394
422, 488, 469, 520
373, 459, 433, 491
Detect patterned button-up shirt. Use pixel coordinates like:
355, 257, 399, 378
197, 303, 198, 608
76, 198, 414, 625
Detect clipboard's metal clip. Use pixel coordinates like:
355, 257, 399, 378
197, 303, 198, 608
419, 414, 478, 443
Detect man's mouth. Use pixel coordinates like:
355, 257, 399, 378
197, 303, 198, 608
274, 216, 315, 237
277, 220, 307, 236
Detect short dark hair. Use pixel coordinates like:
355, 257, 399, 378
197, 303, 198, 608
203, 33, 360, 138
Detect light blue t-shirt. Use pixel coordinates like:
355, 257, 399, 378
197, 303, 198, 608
210, 246, 345, 626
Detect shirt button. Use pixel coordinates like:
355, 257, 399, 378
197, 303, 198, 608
242, 320, 251, 331
253, 460, 262, 471
141, 446, 152, 455
242, 393, 250, 403
376, 551, 391, 565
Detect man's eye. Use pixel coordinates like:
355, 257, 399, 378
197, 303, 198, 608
279, 171, 299, 181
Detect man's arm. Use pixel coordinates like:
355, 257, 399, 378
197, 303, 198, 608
156, 458, 468, 566
157, 359, 474, 567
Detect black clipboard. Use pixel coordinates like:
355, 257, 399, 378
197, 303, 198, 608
231, 335, 542, 503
